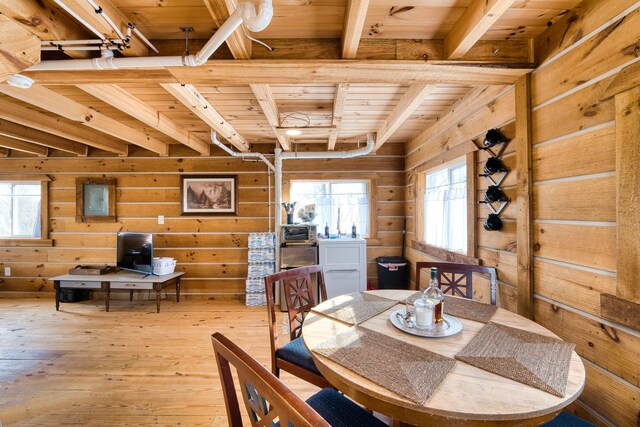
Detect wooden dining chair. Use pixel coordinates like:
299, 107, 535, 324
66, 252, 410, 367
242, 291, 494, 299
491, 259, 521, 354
415, 262, 498, 305
264, 265, 333, 389
212, 332, 388, 427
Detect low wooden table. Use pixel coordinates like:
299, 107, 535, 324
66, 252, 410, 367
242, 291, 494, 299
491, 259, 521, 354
50, 270, 184, 313
302, 290, 586, 426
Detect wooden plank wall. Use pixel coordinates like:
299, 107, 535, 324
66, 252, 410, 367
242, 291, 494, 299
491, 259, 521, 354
0, 143, 405, 299
404, 85, 519, 313
530, 0, 640, 424
404, 0, 640, 423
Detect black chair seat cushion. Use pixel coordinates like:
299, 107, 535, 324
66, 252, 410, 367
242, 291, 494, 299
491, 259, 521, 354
276, 337, 322, 376
306, 389, 387, 427
542, 412, 596, 427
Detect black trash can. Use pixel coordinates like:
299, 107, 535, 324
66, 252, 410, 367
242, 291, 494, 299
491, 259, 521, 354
376, 256, 409, 289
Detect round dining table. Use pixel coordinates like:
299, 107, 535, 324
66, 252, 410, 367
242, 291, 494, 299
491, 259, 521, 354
302, 290, 586, 426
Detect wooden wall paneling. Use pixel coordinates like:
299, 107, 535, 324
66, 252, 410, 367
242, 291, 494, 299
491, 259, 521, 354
533, 176, 616, 222
515, 74, 533, 318
534, 0, 640, 65
533, 223, 616, 273
406, 88, 514, 170
534, 299, 639, 389
531, 76, 615, 144
532, 7, 640, 107
532, 125, 616, 181
533, 259, 616, 317
0, 147, 7, 157
578, 362, 640, 427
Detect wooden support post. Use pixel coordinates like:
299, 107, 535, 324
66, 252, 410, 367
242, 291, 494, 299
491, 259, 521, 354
614, 86, 640, 304
600, 86, 640, 330
515, 74, 533, 318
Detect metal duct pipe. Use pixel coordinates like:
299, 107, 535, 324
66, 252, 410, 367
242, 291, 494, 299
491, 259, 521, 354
27, 0, 273, 72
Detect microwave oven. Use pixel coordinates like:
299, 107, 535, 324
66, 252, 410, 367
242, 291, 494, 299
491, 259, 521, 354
281, 224, 317, 245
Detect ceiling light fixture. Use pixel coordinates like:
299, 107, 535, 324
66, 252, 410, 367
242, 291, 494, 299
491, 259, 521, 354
6, 74, 34, 89
285, 129, 303, 136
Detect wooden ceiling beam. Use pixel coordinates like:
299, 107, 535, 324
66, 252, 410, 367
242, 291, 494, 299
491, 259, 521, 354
250, 84, 290, 151
0, 135, 49, 157
52, 0, 149, 57
373, 84, 434, 152
203, 0, 251, 59
328, 83, 349, 150
445, 0, 516, 59
77, 84, 210, 156
0, 119, 86, 155
24, 60, 534, 86
161, 83, 249, 152
0, 84, 167, 155
167, 61, 532, 86
0, 99, 127, 155
153, 38, 532, 62
341, 0, 370, 59
0, 15, 40, 83
0, 1, 91, 59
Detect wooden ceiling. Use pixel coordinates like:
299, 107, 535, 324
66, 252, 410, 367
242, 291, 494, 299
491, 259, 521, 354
0, 0, 578, 157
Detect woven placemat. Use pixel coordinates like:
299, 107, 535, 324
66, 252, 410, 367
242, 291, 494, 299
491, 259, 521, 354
455, 322, 575, 397
403, 293, 497, 323
312, 327, 456, 405
312, 292, 399, 325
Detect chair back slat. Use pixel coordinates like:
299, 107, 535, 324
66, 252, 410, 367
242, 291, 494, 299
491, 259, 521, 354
212, 332, 330, 427
415, 262, 498, 305
265, 265, 326, 342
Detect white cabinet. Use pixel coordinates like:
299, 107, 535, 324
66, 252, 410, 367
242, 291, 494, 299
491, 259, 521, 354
319, 238, 367, 299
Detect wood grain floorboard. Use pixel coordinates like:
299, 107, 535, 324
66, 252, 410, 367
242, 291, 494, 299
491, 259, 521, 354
0, 299, 320, 426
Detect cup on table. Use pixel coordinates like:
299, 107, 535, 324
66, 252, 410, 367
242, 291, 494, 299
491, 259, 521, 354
414, 297, 435, 329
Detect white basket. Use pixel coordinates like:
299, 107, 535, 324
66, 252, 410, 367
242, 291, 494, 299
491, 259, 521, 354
152, 257, 176, 275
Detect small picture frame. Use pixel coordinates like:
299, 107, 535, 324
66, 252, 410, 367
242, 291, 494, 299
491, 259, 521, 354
76, 177, 117, 223
180, 175, 238, 216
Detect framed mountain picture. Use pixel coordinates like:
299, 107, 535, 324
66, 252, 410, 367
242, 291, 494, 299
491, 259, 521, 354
180, 175, 238, 216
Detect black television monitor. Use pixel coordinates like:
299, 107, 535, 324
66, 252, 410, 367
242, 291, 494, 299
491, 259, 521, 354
117, 232, 153, 274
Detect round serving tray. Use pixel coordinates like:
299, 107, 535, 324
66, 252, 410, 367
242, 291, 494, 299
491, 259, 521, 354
389, 309, 463, 338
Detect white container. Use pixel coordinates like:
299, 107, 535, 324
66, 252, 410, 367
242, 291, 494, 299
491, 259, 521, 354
414, 297, 435, 329
152, 257, 176, 275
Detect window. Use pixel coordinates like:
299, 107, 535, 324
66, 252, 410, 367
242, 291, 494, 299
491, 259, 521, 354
0, 182, 41, 237
0, 175, 51, 247
423, 162, 467, 252
290, 180, 369, 237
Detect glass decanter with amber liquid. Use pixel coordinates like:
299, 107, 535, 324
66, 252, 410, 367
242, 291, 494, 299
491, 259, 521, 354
424, 267, 444, 323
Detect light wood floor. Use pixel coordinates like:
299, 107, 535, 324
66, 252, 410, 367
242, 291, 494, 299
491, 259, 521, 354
0, 298, 320, 426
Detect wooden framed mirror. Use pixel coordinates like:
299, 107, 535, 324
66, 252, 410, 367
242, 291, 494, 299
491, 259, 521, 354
76, 178, 117, 223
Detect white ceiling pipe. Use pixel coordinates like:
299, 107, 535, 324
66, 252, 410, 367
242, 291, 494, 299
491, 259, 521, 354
27, 0, 273, 72
210, 131, 274, 172
273, 133, 375, 269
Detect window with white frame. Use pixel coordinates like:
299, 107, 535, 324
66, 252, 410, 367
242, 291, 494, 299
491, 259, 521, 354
290, 180, 369, 237
0, 182, 42, 238
423, 162, 467, 252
